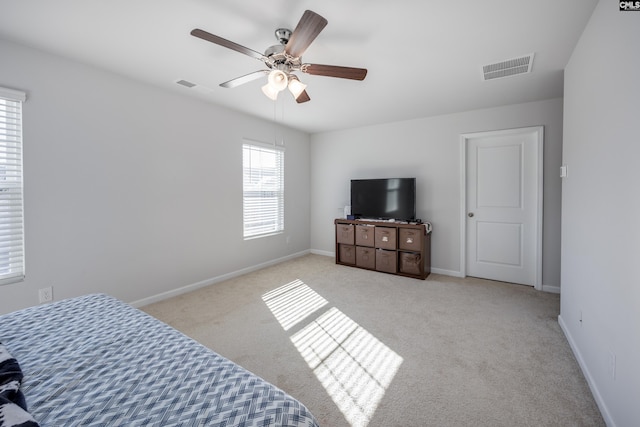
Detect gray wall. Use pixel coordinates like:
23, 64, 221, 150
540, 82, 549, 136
560, 1, 640, 425
310, 98, 564, 291
0, 39, 311, 314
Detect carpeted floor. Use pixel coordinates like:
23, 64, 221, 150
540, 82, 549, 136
141, 254, 604, 427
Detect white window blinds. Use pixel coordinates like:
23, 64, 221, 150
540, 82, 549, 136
242, 141, 284, 239
0, 87, 26, 285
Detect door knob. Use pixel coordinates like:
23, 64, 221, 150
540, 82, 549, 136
468, 212, 474, 218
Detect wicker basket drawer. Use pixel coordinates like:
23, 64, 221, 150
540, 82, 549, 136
336, 224, 355, 244
376, 249, 397, 273
399, 228, 423, 251
375, 227, 397, 250
356, 246, 376, 269
399, 252, 423, 276
355, 225, 375, 247
339, 244, 356, 265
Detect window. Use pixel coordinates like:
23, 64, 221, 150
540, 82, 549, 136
0, 87, 26, 285
242, 141, 284, 239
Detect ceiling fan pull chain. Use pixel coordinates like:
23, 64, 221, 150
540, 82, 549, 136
273, 98, 278, 147
280, 98, 285, 147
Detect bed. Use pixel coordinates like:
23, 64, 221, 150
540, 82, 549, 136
0, 294, 319, 427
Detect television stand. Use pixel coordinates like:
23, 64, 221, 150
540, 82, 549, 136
335, 218, 431, 279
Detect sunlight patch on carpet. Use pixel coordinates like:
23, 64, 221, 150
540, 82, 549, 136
263, 281, 403, 427
262, 279, 328, 331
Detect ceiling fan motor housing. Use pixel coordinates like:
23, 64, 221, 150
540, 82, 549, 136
264, 44, 285, 58
264, 42, 301, 72
266, 28, 297, 71
275, 28, 292, 45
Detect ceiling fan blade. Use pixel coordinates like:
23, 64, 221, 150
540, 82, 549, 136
303, 64, 368, 80
285, 10, 328, 58
295, 90, 311, 103
191, 29, 265, 61
220, 70, 269, 88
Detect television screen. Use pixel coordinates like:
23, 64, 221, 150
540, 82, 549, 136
350, 178, 416, 221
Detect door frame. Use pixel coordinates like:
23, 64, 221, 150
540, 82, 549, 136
459, 126, 544, 290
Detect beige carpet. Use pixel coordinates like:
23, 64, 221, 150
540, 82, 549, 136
141, 254, 604, 427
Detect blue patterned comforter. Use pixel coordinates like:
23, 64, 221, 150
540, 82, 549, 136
0, 294, 319, 427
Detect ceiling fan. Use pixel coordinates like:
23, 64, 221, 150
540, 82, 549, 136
191, 10, 367, 103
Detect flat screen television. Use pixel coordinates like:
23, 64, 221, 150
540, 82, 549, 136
350, 178, 416, 221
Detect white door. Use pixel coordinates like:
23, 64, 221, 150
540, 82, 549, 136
462, 127, 543, 287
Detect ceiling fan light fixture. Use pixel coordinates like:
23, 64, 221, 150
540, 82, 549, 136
287, 76, 307, 99
267, 70, 288, 92
261, 83, 279, 101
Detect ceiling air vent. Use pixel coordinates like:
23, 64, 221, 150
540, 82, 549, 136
482, 53, 534, 81
176, 79, 196, 88
176, 80, 216, 95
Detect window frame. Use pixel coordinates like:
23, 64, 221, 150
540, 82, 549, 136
242, 140, 285, 240
0, 87, 26, 286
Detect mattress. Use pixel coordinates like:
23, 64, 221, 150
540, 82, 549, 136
1, 294, 319, 427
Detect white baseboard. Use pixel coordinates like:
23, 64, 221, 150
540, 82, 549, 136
310, 249, 334, 257
542, 284, 561, 294
430, 268, 464, 277
129, 250, 310, 308
558, 315, 615, 427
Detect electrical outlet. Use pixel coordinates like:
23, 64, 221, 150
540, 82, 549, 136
38, 286, 53, 303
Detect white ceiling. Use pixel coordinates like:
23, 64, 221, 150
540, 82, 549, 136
0, 0, 598, 134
